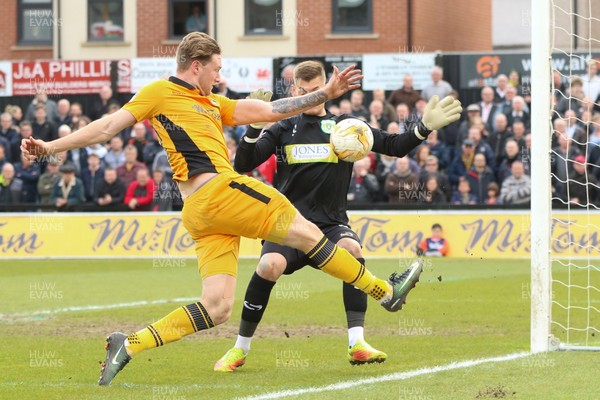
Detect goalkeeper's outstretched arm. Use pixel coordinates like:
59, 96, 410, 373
234, 125, 278, 173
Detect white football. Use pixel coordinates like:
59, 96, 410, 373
330, 118, 374, 162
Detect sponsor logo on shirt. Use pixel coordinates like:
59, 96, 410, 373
284, 144, 338, 164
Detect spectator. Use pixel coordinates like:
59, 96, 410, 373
0, 145, 6, 169
0, 163, 23, 204
485, 182, 502, 205
414, 98, 427, 119
336, 99, 353, 116
465, 153, 496, 204
497, 85, 518, 115
152, 169, 173, 211
414, 144, 431, 170
31, 104, 57, 142
419, 155, 451, 200
417, 223, 449, 257
0, 112, 18, 162
368, 99, 389, 130
349, 90, 369, 120
422, 175, 447, 205
14, 153, 40, 203
117, 145, 146, 188
186, 4, 207, 33
90, 85, 116, 121
54, 99, 71, 127
425, 130, 450, 169
348, 157, 379, 204
468, 126, 496, 170
509, 120, 527, 150
448, 139, 476, 187
421, 66, 453, 101
128, 122, 151, 162
104, 136, 126, 169
152, 149, 173, 176
273, 64, 294, 100
25, 86, 58, 122
494, 74, 509, 102
563, 110, 588, 152
372, 89, 397, 123
456, 103, 481, 150
500, 161, 531, 205
488, 113, 511, 162
52, 163, 85, 209
95, 168, 127, 210
581, 60, 600, 105
81, 153, 104, 202
37, 157, 61, 205
385, 156, 419, 204
387, 74, 421, 111
497, 139, 527, 184
212, 78, 239, 100
479, 86, 498, 132
505, 96, 530, 129
124, 168, 155, 211
451, 176, 477, 205
555, 77, 585, 116
552, 132, 581, 198
13, 121, 33, 161
329, 104, 341, 116
143, 137, 163, 169
69, 102, 84, 129
569, 154, 600, 207
395, 103, 411, 134
6, 104, 23, 127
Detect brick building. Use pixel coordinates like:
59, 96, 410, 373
0, 0, 492, 62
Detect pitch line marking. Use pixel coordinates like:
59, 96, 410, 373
0, 297, 198, 321
236, 352, 530, 400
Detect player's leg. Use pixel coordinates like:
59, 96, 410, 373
336, 236, 387, 365
214, 250, 290, 372
276, 211, 422, 311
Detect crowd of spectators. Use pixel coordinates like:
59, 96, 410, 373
1, 61, 599, 211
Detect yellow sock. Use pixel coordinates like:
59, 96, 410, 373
125, 302, 214, 356
306, 236, 391, 301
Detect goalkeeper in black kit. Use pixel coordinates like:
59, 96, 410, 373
214, 61, 462, 371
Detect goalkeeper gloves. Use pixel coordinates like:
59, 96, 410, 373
246, 88, 273, 130
415, 95, 462, 139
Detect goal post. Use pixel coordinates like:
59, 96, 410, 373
530, 0, 553, 354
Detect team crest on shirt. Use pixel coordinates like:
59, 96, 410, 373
320, 119, 336, 134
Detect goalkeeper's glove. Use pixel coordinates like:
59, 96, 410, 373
415, 95, 462, 139
246, 88, 273, 130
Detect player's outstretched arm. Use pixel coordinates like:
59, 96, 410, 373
232, 65, 363, 126
21, 109, 136, 159
234, 125, 278, 173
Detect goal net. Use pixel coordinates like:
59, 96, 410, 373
531, 0, 600, 352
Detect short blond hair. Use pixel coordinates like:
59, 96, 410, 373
293, 61, 326, 84
176, 32, 221, 72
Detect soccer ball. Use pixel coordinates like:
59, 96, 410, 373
330, 118, 374, 162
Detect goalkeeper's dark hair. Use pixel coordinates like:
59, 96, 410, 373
293, 61, 326, 84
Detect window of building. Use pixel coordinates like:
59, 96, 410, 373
169, 0, 208, 39
332, 0, 372, 33
245, 0, 282, 35
88, 0, 124, 41
18, 0, 53, 45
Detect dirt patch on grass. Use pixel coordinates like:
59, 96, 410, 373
475, 385, 516, 398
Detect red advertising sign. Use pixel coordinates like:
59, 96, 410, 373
11, 60, 131, 96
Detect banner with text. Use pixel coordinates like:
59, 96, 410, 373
458, 52, 600, 89
362, 53, 437, 91
2, 212, 598, 259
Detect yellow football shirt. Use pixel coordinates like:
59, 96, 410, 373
122, 76, 238, 182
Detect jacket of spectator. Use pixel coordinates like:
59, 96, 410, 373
447, 142, 476, 187
117, 161, 146, 188
95, 177, 127, 206
500, 174, 531, 205
124, 180, 156, 211
465, 165, 496, 204
81, 166, 105, 202
0, 175, 23, 204
14, 160, 40, 203
385, 158, 420, 205
387, 79, 421, 111
25, 98, 58, 122
51, 176, 85, 206
37, 166, 60, 205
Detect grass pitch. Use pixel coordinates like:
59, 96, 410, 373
0, 258, 597, 399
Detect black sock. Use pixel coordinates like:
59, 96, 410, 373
343, 257, 367, 329
239, 272, 276, 337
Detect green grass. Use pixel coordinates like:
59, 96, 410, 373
0, 258, 597, 399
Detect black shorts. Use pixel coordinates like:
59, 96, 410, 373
260, 224, 361, 275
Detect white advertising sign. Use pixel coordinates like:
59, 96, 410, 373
362, 53, 437, 91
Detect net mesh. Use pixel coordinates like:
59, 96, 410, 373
549, 0, 600, 348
